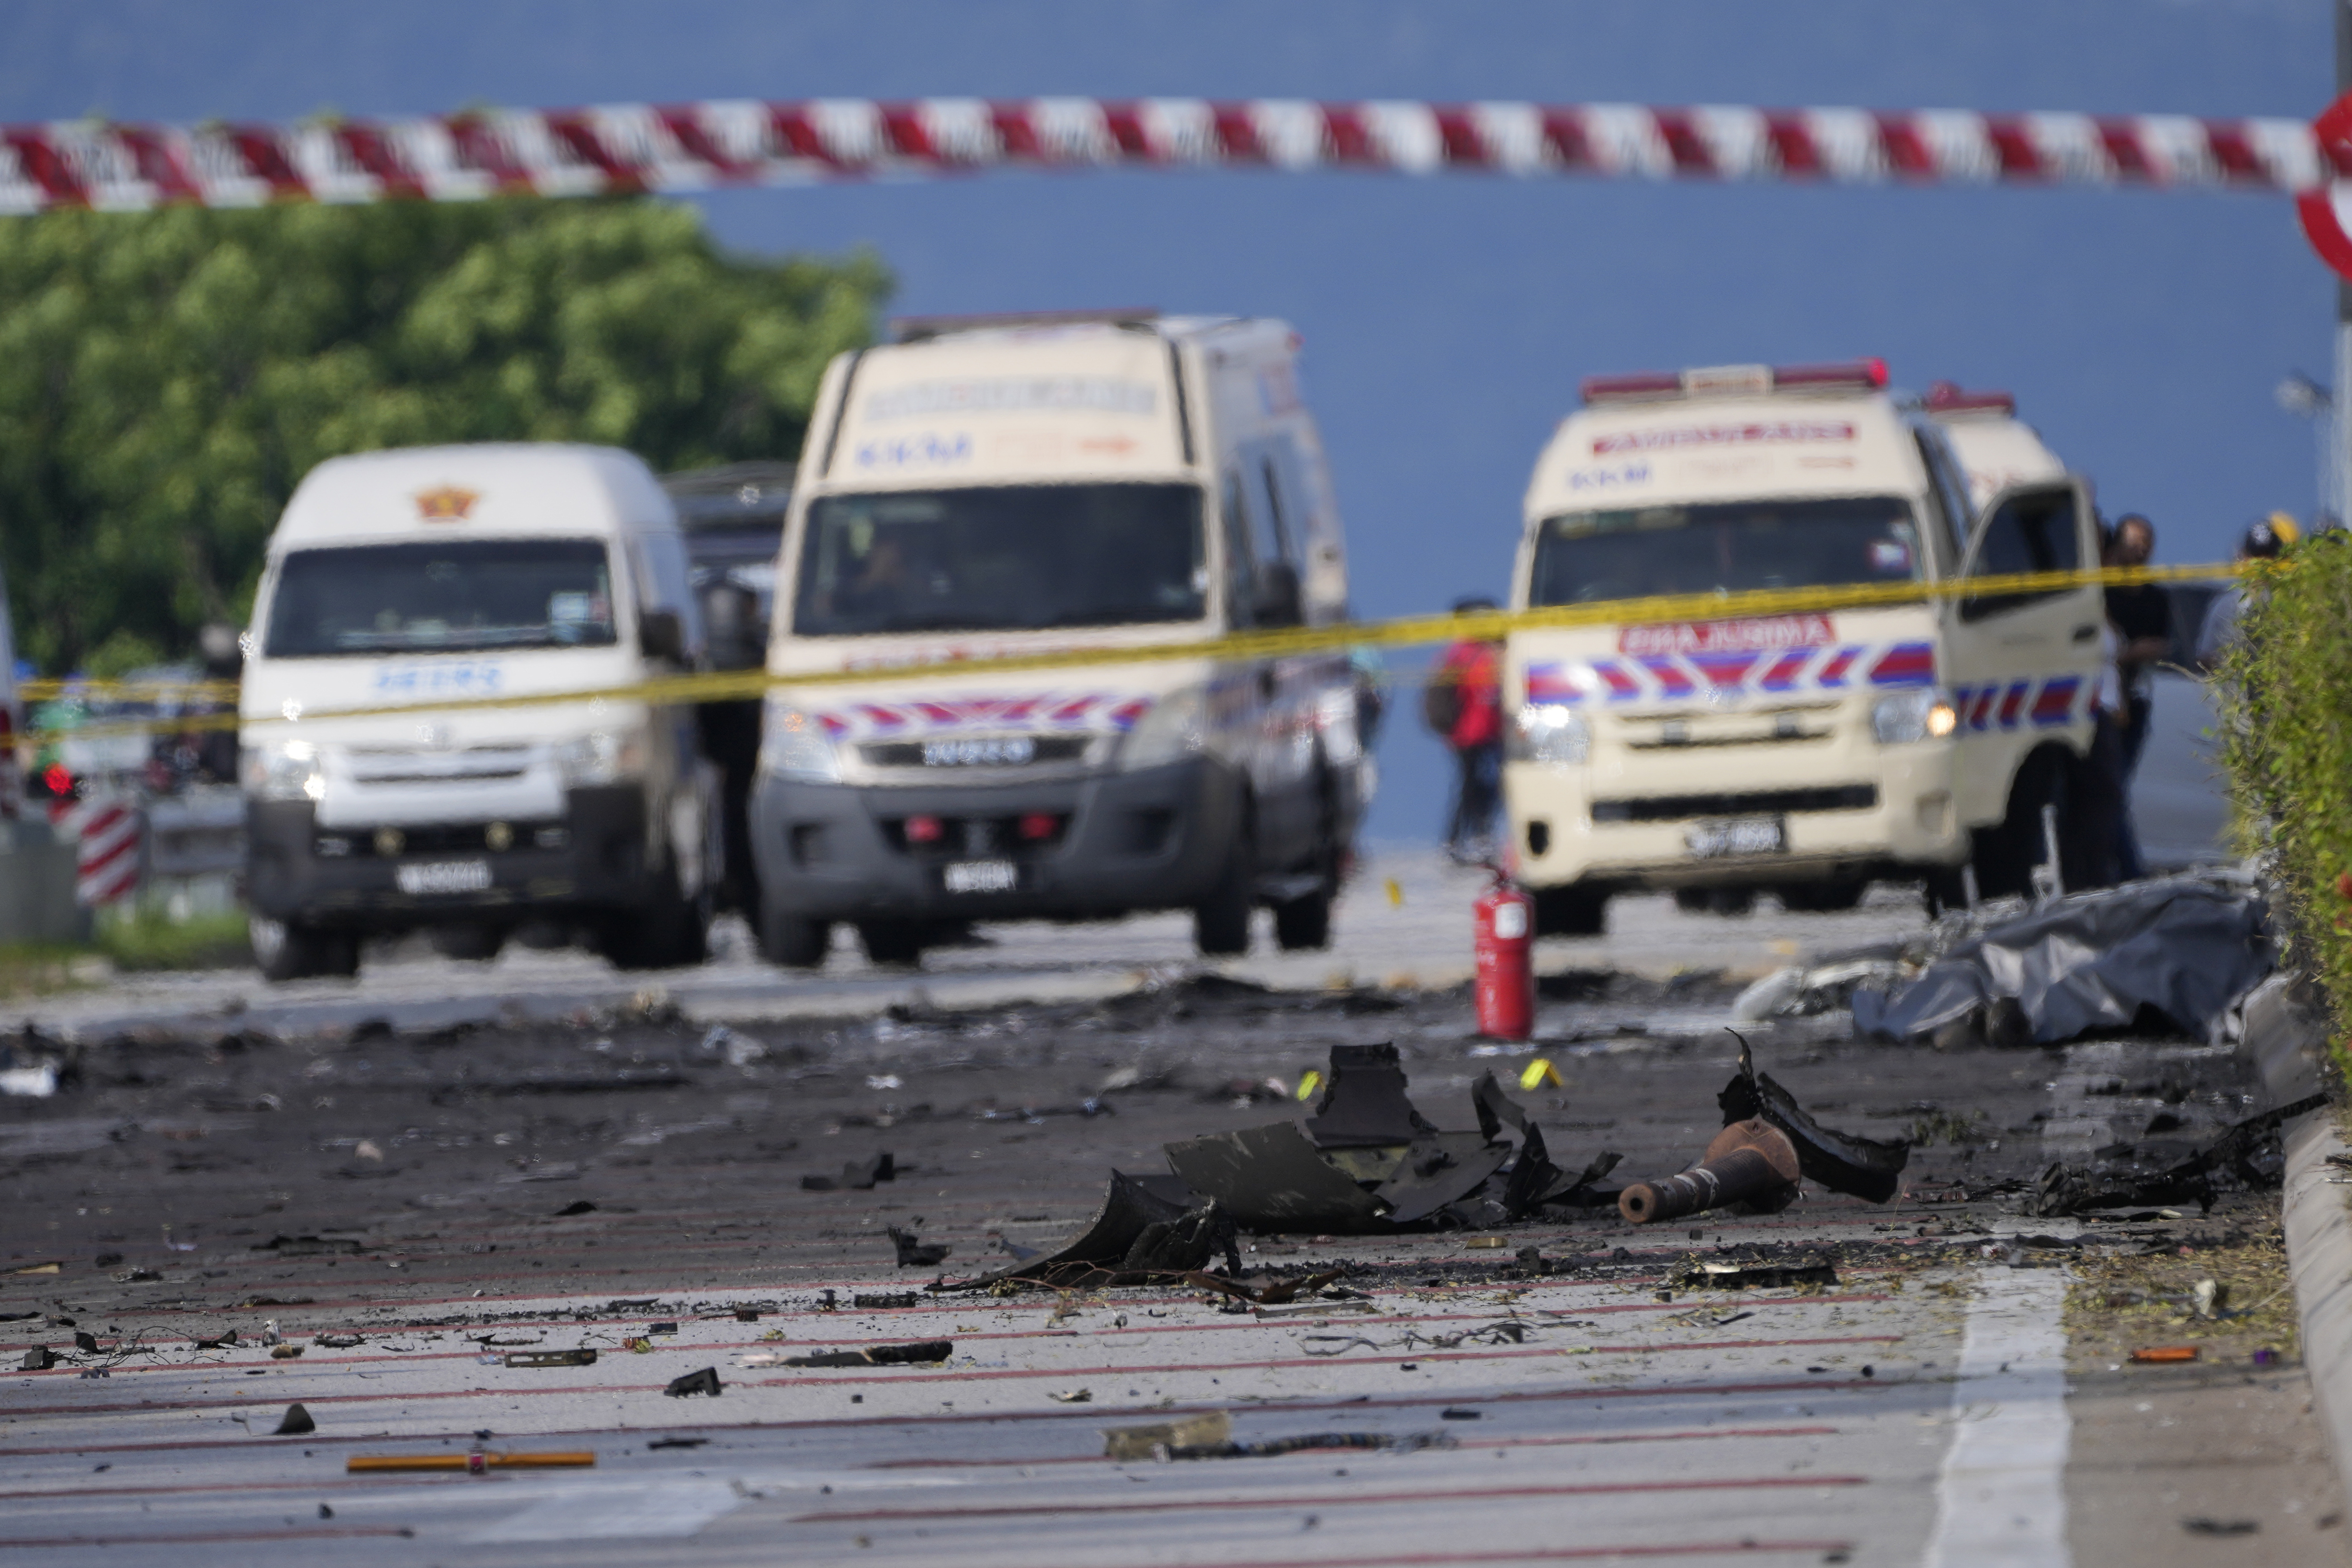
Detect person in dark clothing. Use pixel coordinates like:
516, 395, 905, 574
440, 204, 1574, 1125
2097, 514, 2169, 882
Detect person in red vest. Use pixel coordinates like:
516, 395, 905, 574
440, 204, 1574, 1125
1425, 595, 1504, 863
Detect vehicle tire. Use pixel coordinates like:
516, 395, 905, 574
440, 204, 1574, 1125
1777, 879, 1866, 914
597, 859, 710, 972
857, 920, 927, 967
252, 916, 357, 983
429, 922, 506, 962
1194, 826, 1255, 958
1273, 887, 1331, 951
760, 902, 830, 969
1533, 884, 1608, 937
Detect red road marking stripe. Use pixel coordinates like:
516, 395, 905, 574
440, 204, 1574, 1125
0, 1377, 1890, 1457
0, 1526, 411, 1549
1112, 1544, 1852, 1568
793, 1473, 1869, 1523
0, 1427, 1849, 1502
870, 1425, 1844, 1469
2, 1332, 1902, 1414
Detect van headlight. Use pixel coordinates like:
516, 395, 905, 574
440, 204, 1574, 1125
553, 729, 648, 787
1507, 704, 1590, 765
1872, 689, 1959, 745
758, 699, 843, 783
1118, 688, 1208, 771
243, 739, 324, 801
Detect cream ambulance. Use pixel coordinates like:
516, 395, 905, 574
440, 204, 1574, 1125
1921, 381, 2068, 508
239, 445, 718, 980
751, 311, 1368, 967
1503, 359, 2103, 932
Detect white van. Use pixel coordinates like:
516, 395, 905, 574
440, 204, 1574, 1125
1921, 382, 2067, 509
238, 444, 717, 980
751, 311, 1368, 966
1503, 360, 2104, 931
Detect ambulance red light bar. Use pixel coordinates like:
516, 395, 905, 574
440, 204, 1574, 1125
1580, 358, 1888, 405
1923, 380, 2018, 416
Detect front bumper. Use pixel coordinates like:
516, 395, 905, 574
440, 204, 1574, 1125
1505, 744, 1966, 891
750, 755, 1244, 923
244, 785, 655, 928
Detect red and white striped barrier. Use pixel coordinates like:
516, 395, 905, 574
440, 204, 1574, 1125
47, 796, 141, 907
0, 98, 2330, 213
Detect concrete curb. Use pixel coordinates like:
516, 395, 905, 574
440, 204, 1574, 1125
2241, 974, 2352, 1511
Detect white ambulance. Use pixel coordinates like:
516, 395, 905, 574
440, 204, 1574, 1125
1503, 359, 2103, 931
238, 445, 718, 980
751, 311, 1368, 967
1920, 382, 2067, 508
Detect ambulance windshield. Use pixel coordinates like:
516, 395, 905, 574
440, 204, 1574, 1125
1528, 496, 1923, 607
263, 539, 618, 657
793, 483, 1208, 636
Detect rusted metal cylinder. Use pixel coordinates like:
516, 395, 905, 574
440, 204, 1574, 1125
1619, 1118, 1801, 1225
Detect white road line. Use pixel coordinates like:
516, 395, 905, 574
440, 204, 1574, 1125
467, 1478, 743, 1542
1924, 1267, 2073, 1568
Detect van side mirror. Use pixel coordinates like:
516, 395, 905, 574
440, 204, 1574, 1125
639, 608, 684, 663
1252, 561, 1303, 628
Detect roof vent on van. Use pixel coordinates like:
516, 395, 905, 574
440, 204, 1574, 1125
1580, 357, 1887, 406
1922, 381, 2018, 417
888, 308, 1161, 344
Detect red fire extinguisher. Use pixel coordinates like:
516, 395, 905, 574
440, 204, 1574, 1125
1473, 870, 1535, 1041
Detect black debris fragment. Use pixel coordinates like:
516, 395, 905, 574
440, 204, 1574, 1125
72, 1331, 96, 1353
1718, 1034, 1910, 1203
1172, 1431, 1456, 1460
888, 1227, 951, 1268
805, 1152, 897, 1192
252, 1235, 364, 1256
504, 1349, 598, 1368
19, 1346, 56, 1370
273, 1403, 316, 1436
1304, 1044, 1438, 1147
781, 1340, 953, 1367
663, 1368, 723, 1397
852, 1293, 919, 1310
1678, 1255, 1840, 1290
2026, 1093, 2328, 1217
554, 1201, 598, 1216
648, 1436, 709, 1450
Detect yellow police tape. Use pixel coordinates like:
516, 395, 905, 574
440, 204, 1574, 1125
25, 559, 2249, 748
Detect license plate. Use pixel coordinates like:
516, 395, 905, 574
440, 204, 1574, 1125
1684, 817, 1785, 858
396, 859, 492, 895
942, 859, 1019, 895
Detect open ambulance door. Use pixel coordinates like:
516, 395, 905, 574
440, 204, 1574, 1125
1940, 476, 2104, 832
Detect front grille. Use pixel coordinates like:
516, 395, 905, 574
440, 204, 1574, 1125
881, 814, 1069, 858
1591, 785, 1877, 824
861, 736, 1092, 769
316, 821, 565, 858
346, 746, 531, 784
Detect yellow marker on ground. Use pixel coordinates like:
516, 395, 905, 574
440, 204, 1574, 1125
1519, 1058, 1563, 1090
1295, 1070, 1322, 1101
1383, 877, 1404, 908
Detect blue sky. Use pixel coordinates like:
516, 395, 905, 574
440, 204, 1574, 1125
1, 0, 2333, 840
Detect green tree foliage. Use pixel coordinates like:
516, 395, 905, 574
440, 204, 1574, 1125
2217, 537, 2352, 1057
0, 198, 889, 673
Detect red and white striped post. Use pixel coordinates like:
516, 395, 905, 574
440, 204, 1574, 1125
47, 795, 142, 908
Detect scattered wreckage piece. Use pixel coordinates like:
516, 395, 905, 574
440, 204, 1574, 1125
1180, 1269, 1348, 1306
1852, 874, 2272, 1049
1104, 1411, 1232, 1460
2025, 1092, 2328, 1217
1677, 1254, 1840, 1290
804, 1152, 896, 1192
503, 1349, 598, 1368
887, 1227, 951, 1268
942, 1170, 1235, 1292
1166, 1047, 1606, 1235
664, 1368, 723, 1397
348, 1449, 596, 1473
780, 1339, 953, 1368
1718, 1035, 1910, 1203
1619, 1119, 1801, 1225
273, 1403, 316, 1436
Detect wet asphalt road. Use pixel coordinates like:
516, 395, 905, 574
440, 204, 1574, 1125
2, 851, 2344, 1567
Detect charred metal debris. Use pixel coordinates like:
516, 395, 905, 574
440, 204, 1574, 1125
939, 1036, 1914, 1293
2026, 1092, 2327, 1217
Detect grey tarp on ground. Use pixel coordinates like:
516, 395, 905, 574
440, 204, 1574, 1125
1851, 875, 2271, 1047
